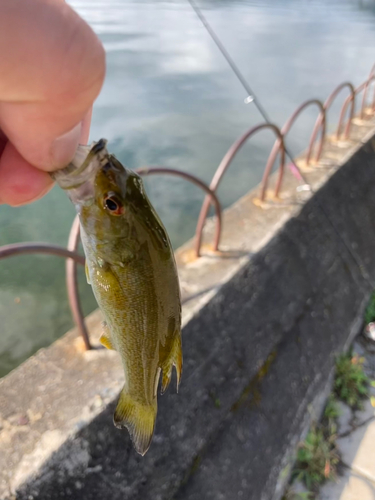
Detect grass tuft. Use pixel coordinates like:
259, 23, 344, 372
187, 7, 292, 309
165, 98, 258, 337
292, 425, 339, 490
285, 347, 372, 498
334, 351, 369, 409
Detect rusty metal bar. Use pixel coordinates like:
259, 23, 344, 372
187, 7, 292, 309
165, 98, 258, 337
0, 243, 85, 263
338, 76, 375, 130
279, 99, 325, 166
0, 240, 90, 348
196, 123, 284, 255
66, 215, 91, 350
325, 82, 355, 113
260, 136, 286, 201
360, 68, 375, 119
136, 167, 222, 258
370, 64, 375, 111
358, 67, 375, 119
333, 84, 356, 140
336, 94, 356, 140
260, 133, 286, 201
304, 83, 355, 147
338, 89, 360, 139
317, 82, 355, 141
264, 99, 325, 201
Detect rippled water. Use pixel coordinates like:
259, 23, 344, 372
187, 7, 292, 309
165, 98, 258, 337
1, 0, 374, 376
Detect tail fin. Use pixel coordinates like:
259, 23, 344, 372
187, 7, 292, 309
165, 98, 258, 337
161, 334, 183, 394
114, 388, 157, 456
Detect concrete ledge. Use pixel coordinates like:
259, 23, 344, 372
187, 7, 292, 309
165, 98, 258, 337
1, 117, 375, 499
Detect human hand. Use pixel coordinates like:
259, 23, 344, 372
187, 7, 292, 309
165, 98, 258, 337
0, 0, 105, 206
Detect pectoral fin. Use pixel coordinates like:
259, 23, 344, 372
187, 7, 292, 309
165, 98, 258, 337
99, 322, 115, 350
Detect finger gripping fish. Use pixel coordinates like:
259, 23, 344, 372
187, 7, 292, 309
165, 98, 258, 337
53, 139, 182, 455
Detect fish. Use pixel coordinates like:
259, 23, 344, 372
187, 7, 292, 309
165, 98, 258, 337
52, 139, 182, 455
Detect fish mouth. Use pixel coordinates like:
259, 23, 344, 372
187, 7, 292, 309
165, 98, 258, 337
51, 138, 109, 191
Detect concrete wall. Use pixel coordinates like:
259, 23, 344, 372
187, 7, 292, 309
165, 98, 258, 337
1, 118, 375, 500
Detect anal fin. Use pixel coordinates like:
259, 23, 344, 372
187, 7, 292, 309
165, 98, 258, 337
160, 334, 183, 394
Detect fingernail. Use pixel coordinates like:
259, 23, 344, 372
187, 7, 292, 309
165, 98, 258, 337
50, 122, 82, 169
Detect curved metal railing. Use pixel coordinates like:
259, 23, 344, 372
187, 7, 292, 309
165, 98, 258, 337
135, 168, 223, 258
1, 65, 375, 349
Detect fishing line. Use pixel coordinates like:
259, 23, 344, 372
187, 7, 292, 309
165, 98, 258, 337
185, 0, 375, 291
186, 0, 307, 184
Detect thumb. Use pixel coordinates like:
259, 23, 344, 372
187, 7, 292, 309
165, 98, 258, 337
0, 0, 105, 171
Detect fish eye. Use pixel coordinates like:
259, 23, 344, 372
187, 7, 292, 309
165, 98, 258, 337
103, 193, 124, 216
105, 198, 118, 211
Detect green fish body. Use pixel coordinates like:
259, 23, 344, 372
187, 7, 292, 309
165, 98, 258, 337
53, 139, 182, 455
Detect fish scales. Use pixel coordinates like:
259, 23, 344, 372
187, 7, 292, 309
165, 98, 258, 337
52, 139, 182, 455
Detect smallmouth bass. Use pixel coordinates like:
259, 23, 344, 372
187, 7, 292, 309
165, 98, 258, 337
53, 139, 182, 455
